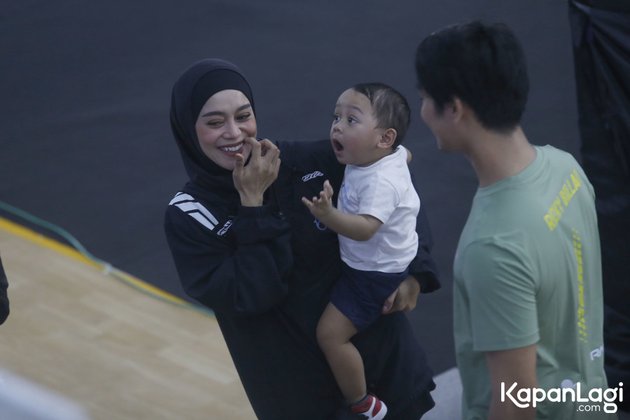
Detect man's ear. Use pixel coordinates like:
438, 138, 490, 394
378, 128, 397, 149
450, 97, 467, 123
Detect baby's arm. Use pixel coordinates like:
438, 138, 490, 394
301, 180, 382, 241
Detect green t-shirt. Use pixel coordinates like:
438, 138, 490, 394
454, 146, 612, 419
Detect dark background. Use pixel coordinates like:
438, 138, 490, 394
1, 0, 581, 375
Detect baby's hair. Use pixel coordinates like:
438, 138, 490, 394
352, 82, 410, 148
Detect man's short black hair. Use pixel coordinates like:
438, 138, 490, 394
415, 21, 529, 132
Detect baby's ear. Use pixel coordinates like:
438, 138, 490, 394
378, 128, 397, 149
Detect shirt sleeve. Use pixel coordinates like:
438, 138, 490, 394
461, 234, 539, 351
164, 203, 293, 316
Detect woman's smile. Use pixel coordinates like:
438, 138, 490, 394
219, 142, 245, 154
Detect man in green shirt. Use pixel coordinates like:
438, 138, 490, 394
414, 21, 614, 419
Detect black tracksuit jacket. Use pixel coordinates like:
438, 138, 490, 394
165, 140, 440, 420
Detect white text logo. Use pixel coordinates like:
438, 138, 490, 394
302, 171, 323, 182
501, 381, 623, 414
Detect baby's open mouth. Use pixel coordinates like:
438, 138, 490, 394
333, 140, 344, 151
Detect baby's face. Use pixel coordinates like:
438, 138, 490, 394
330, 89, 386, 167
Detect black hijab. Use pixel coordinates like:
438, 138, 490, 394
170, 59, 255, 191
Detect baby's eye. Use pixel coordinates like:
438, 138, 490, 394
332, 114, 340, 122
347, 116, 357, 124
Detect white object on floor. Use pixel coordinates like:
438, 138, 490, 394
0, 368, 90, 420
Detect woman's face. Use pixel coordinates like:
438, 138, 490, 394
195, 89, 257, 170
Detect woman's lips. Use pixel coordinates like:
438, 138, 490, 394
220, 142, 244, 154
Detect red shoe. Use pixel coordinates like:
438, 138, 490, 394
350, 394, 388, 420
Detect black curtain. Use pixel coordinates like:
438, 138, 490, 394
569, 0, 630, 411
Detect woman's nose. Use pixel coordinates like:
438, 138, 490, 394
224, 119, 240, 138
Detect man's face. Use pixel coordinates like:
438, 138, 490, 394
419, 91, 456, 152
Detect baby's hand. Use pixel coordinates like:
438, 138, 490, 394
301, 180, 335, 218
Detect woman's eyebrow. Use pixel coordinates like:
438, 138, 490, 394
235, 104, 252, 112
200, 110, 223, 117
200, 104, 251, 118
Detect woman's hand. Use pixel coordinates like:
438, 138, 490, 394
233, 138, 280, 207
382, 275, 421, 314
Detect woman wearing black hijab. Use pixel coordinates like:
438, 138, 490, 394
164, 58, 440, 419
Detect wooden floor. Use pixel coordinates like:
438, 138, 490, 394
0, 218, 255, 419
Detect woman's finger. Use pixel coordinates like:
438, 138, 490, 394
244, 137, 261, 159
272, 156, 281, 174
233, 153, 244, 174
382, 289, 398, 314
259, 139, 278, 156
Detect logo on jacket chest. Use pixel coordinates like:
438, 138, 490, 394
297, 170, 330, 232
301, 171, 324, 182
313, 219, 327, 231
217, 219, 233, 236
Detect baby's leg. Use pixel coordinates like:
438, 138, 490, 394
317, 302, 364, 404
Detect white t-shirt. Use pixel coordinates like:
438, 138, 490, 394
338, 146, 420, 273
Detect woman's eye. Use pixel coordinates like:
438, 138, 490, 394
236, 113, 251, 122
206, 120, 223, 127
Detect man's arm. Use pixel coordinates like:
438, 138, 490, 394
485, 344, 538, 420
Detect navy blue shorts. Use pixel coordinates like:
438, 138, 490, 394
330, 262, 408, 331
